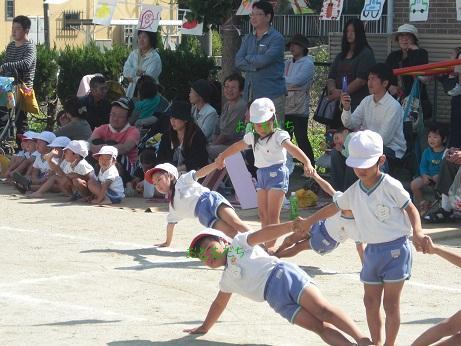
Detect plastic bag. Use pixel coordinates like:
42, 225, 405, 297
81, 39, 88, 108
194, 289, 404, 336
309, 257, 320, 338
295, 188, 318, 208
0, 77, 14, 108
448, 167, 461, 212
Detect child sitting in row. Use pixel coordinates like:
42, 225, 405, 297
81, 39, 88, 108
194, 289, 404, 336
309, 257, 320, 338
88, 146, 124, 205
184, 226, 372, 345
2, 131, 39, 179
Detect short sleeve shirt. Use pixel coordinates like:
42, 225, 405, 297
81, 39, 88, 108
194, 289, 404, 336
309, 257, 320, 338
73, 159, 95, 178
98, 165, 124, 196
32, 155, 51, 174
243, 129, 290, 168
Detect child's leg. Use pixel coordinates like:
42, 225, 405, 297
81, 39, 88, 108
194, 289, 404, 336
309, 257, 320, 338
356, 242, 365, 264
29, 176, 57, 197
264, 189, 285, 249
276, 239, 310, 258
382, 281, 405, 346
73, 178, 91, 197
214, 205, 252, 238
363, 284, 384, 345
299, 285, 371, 345
56, 176, 73, 195
412, 310, 461, 346
411, 177, 426, 205
87, 179, 103, 196
257, 189, 269, 226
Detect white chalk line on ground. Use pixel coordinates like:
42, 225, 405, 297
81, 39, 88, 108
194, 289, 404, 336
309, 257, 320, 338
2, 225, 460, 293
0, 292, 147, 322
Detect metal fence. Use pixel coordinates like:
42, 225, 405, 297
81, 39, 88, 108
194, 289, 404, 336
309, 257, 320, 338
241, 14, 388, 41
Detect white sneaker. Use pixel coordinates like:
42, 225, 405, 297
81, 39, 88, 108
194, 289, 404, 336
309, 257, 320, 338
448, 83, 461, 96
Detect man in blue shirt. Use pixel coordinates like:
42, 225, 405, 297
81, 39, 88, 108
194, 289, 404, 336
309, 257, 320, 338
235, 0, 286, 125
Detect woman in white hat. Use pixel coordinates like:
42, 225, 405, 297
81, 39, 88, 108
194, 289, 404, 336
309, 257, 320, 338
385, 24, 431, 118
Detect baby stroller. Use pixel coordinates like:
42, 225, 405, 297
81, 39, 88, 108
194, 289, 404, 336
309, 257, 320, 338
0, 74, 19, 157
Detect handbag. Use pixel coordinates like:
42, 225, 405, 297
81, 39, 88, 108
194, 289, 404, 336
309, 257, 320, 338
18, 82, 40, 114
313, 86, 338, 126
402, 78, 424, 134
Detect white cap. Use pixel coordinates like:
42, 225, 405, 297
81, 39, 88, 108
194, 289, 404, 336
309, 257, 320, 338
22, 131, 38, 140
395, 24, 418, 39
249, 97, 276, 124
64, 140, 89, 158
144, 163, 179, 184
93, 145, 118, 159
345, 130, 383, 169
35, 131, 56, 144
189, 228, 232, 257
48, 136, 71, 148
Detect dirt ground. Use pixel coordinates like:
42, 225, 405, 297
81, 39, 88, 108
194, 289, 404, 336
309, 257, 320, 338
0, 182, 460, 346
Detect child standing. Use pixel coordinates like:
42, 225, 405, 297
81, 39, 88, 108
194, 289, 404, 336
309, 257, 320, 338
88, 146, 124, 205
216, 97, 314, 250
183, 226, 372, 346
296, 130, 426, 346
412, 237, 461, 346
410, 124, 447, 213
144, 162, 252, 247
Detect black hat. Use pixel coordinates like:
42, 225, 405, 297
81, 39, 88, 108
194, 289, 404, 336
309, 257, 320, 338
286, 34, 310, 50
191, 79, 212, 103
111, 96, 135, 112
169, 100, 193, 121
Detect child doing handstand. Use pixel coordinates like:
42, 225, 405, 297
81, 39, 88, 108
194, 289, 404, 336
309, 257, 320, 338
183, 226, 372, 346
144, 161, 252, 247
216, 97, 314, 251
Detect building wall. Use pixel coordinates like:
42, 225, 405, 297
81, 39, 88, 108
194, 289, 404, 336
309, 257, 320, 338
394, 0, 461, 34
0, 0, 177, 50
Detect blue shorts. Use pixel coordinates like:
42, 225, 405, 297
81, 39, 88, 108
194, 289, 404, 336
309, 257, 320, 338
255, 163, 289, 192
194, 191, 233, 227
106, 189, 123, 204
361, 236, 412, 285
264, 262, 313, 324
309, 221, 339, 255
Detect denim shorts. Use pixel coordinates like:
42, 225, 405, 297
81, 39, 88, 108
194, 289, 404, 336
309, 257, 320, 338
194, 191, 233, 227
255, 163, 289, 192
264, 262, 312, 324
360, 236, 412, 284
309, 221, 339, 255
106, 189, 123, 204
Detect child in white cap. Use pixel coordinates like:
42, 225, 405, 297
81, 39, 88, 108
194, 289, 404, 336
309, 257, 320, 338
144, 161, 252, 247
216, 97, 315, 251
183, 226, 372, 345
88, 145, 124, 204
295, 130, 426, 346
1, 131, 39, 179
11, 131, 56, 193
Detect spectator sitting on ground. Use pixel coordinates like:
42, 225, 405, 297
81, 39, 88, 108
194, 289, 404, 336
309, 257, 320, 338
207, 73, 247, 160
127, 147, 157, 198
189, 79, 219, 142
54, 97, 92, 141
130, 75, 161, 129
89, 97, 140, 184
78, 75, 111, 130
157, 100, 208, 173
331, 63, 407, 191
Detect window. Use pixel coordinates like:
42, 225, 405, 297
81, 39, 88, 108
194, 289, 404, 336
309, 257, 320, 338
6, 0, 14, 20
63, 10, 81, 30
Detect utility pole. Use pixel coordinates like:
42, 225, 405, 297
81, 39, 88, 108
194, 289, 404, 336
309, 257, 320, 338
43, 1, 50, 48
387, 0, 394, 33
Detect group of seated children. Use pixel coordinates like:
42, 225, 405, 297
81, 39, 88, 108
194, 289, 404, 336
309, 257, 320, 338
2, 130, 125, 204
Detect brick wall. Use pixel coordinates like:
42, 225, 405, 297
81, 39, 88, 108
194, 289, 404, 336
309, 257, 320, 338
394, 0, 461, 34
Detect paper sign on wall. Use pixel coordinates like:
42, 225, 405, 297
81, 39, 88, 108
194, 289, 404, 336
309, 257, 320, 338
320, 0, 344, 21
457, 0, 461, 21
93, 0, 117, 26
137, 5, 162, 32
289, 0, 314, 14
361, 0, 386, 21
409, 0, 429, 22
236, 0, 257, 16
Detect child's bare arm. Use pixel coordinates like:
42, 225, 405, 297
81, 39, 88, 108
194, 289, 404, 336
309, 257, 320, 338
215, 140, 248, 168
295, 203, 339, 232
405, 202, 426, 252
425, 236, 461, 267
411, 310, 461, 346
183, 290, 232, 334
156, 223, 176, 247
247, 220, 295, 247
93, 181, 111, 203
312, 171, 336, 197
195, 161, 219, 179
282, 140, 314, 175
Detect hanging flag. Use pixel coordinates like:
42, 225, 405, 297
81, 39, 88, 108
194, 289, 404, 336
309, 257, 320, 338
289, 0, 314, 14
137, 5, 162, 32
457, 0, 461, 21
181, 18, 204, 36
93, 0, 117, 26
361, 0, 386, 21
320, 0, 344, 21
236, 0, 257, 16
409, 0, 429, 22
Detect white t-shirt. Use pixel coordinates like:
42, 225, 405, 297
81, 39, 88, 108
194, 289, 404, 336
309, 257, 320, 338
73, 159, 95, 178
60, 160, 73, 175
98, 165, 124, 196
324, 212, 359, 243
219, 232, 280, 302
167, 170, 209, 224
15, 150, 27, 158
32, 155, 51, 174
243, 129, 290, 168
335, 174, 412, 244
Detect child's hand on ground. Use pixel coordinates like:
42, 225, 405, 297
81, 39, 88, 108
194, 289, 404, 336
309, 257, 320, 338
183, 325, 208, 334
155, 241, 171, 248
